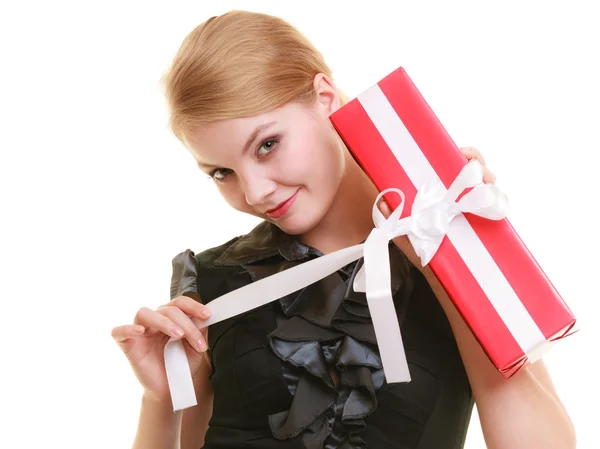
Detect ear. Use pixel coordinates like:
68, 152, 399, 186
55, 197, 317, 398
312, 73, 342, 115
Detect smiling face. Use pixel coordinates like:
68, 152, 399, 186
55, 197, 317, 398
185, 75, 347, 236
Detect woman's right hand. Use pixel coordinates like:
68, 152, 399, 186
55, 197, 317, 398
111, 294, 211, 405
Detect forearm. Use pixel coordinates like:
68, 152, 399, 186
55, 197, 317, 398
181, 350, 214, 449
132, 393, 182, 449
181, 389, 213, 449
422, 268, 576, 449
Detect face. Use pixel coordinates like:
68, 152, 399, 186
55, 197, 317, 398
185, 75, 346, 236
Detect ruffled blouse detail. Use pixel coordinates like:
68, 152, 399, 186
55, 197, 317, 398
264, 252, 408, 449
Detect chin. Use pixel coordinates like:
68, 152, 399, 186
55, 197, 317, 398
274, 221, 310, 236
272, 208, 326, 236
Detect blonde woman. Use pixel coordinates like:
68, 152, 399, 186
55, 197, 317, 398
111, 10, 575, 449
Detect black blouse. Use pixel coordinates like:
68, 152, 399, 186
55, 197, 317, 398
170, 220, 474, 449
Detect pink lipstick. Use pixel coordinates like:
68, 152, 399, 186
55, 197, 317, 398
266, 190, 299, 219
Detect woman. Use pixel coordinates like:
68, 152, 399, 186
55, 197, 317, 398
111, 10, 575, 449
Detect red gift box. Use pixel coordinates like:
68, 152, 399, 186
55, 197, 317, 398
330, 67, 577, 377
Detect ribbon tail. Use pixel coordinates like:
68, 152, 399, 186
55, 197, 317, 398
164, 338, 197, 411
363, 228, 411, 383
353, 265, 367, 293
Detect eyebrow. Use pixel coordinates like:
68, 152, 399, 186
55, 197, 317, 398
196, 121, 278, 169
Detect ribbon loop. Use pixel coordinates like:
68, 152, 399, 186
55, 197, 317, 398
372, 188, 406, 232
457, 184, 509, 219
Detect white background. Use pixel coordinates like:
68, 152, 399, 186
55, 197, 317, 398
1, 1, 598, 447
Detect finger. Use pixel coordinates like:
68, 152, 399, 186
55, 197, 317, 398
156, 305, 207, 352
482, 166, 497, 184
460, 146, 487, 166
377, 196, 392, 218
133, 307, 185, 340
169, 295, 211, 320
111, 324, 145, 343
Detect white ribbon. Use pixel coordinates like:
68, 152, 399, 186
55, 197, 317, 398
353, 160, 509, 290
164, 160, 509, 411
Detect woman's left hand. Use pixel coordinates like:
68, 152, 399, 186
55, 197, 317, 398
377, 146, 497, 274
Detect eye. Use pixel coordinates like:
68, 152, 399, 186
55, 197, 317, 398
208, 168, 232, 181
257, 137, 280, 157
206, 137, 280, 182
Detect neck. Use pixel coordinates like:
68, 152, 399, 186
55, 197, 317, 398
300, 150, 380, 255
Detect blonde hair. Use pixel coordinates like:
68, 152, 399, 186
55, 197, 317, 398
161, 10, 347, 144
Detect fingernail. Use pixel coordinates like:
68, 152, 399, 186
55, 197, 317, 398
196, 338, 206, 352
200, 308, 211, 319
173, 327, 184, 338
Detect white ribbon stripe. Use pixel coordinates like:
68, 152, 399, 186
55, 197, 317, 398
164, 155, 511, 411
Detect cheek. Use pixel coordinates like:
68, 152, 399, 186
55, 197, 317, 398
218, 184, 251, 212
287, 134, 343, 183
305, 139, 344, 185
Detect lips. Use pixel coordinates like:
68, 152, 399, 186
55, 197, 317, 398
265, 190, 299, 218
266, 197, 292, 214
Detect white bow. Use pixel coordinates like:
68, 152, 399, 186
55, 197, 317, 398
354, 160, 509, 292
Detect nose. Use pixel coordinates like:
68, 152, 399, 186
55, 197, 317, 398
241, 171, 277, 208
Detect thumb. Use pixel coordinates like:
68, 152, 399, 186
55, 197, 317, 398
377, 197, 392, 219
